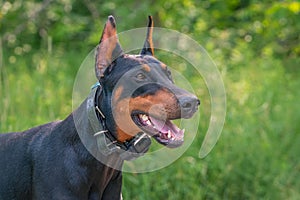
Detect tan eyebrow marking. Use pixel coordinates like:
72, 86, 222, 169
142, 64, 151, 72
160, 63, 167, 70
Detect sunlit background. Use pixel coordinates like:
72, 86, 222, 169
1, 1, 300, 199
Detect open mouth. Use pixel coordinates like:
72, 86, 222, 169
132, 112, 185, 148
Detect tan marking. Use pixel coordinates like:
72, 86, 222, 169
142, 64, 151, 72
147, 16, 154, 56
113, 86, 123, 105
129, 89, 180, 119
160, 63, 167, 70
112, 97, 141, 142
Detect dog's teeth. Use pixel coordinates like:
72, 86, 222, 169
141, 114, 148, 121
146, 120, 151, 125
167, 130, 172, 139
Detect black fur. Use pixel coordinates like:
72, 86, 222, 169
0, 112, 123, 199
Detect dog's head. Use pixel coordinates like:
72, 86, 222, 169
95, 16, 200, 148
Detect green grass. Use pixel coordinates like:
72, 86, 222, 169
0, 50, 81, 131
1, 48, 300, 199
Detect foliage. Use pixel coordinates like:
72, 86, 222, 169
1, 0, 299, 199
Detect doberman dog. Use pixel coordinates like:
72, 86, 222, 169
0, 16, 199, 199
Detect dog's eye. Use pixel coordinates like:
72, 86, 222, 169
135, 73, 147, 81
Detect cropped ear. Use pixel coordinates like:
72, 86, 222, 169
140, 16, 154, 56
95, 15, 123, 79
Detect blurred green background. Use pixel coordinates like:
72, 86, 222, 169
1, 0, 300, 199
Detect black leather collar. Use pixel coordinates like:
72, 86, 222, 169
87, 83, 151, 161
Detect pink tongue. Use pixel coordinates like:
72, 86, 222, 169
149, 116, 179, 134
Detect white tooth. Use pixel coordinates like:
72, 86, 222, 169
146, 120, 152, 125
167, 130, 172, 138
142, 114, 148, 121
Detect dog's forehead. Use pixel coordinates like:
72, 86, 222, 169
122, 54, 166, 69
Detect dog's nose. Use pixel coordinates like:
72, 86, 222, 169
179, 96, 200, 118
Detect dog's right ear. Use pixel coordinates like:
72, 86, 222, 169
140, 16, 154, 56
95, 15, 123, 80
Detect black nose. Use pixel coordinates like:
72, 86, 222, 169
178, 96, 200, 118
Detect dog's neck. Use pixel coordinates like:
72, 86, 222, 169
72, 95, 124, 170
70, 84, 151, 170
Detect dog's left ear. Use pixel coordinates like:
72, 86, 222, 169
95, 15, 123, 79
140, 16, 154, 56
